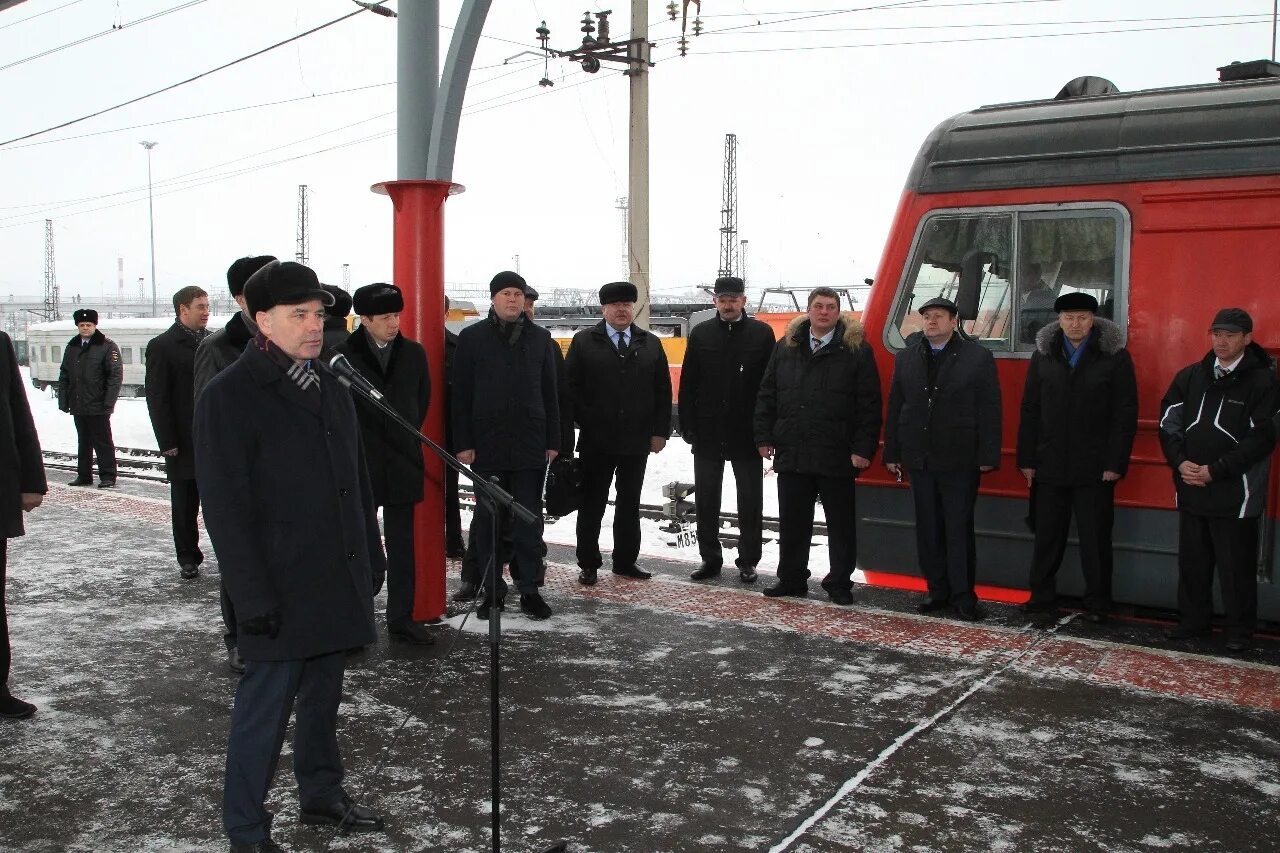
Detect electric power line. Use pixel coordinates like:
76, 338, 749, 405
696, 12, 1274, 37
0, 0, 88, 31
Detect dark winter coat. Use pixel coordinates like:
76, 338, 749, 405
445, 328, 458, 451
884, 332, 1002, 472
1016, 318, 1138, 486
335, 328, 431, 506
548, 340, 575, 454
194, 343, 383, 661
753, 315, 882, 477
57, 329, 122, 416
567, 320, 672, 456
323, 317, 349, 352
144, 322, 202, 481
453, 311, 560, 471
1159, 342, 1280, 519
0, 331, 46, 539
680, 313, 776, 460
194, 311, 255, 399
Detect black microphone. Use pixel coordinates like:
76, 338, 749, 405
322, 351, 384, 401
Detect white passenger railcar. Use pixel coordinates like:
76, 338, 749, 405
27, 317, 231, 397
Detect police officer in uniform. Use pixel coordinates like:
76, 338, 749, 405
680, 276, 775, 583
58, 308, 122, 488
567, 281, 672, 584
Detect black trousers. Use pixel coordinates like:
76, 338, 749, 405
1, 540, 10, 692
445, 464, 464, 554
73, 414, 116, 480
224, 651, 347, 845
776, 472, 859, 591
170, 478, 203, 567
461, 511, 513, 587
693, 454, 763, 570
1177, 512, 1259, 640
908, 468, 980, 607
472, 467, 546, 596
1027, 481, 1115, 611
220, 582, 238, 651
576, 452, 648, 571
382, 503, 417, 627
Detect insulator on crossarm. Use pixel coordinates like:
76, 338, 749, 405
692, 17, 703, 37
536, 21, 550, 50
678, 35, 688, 57
667, 1, 678, 21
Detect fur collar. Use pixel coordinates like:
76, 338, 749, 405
784, 313, 865, 349
1034, 316, 1124, 356
66, 329, 107, 348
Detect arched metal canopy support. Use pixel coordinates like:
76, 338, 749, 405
426, 0, 493, 182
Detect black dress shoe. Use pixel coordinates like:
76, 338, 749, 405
179, 563, 200, 580
612, 565, 652, 580
388, 621, 436, 645
451, 582, 478, 602
67, 477, 92, 487
762, 583, 807, 598
1165, 624, 1211, 641
300, 794, 385, 832
227, 647, 245, 675
916, 596, 950, 613
0, 692, 37, 719
1224, 637, 1253, 653
954, 602, 986, 622
827, 588, 854, 606
690, 563, 722, 581
97, 479, 117, 489
578, 568, 598, 586
520, 592, 553, 620
1083, 610, 1109, 625
476, 590, 506, 620
739, 566, 758, 584
229, 840, 286, 853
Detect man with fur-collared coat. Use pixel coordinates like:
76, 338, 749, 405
754, 287, 881, 605
1017, 293, 1137, 622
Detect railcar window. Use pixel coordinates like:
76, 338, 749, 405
888, 207, 1126, 355
887, 214, 1014, 351
120, 348, 133, 365
52, 345, 61, 362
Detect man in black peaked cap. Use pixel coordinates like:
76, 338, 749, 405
58, 307, 122, 488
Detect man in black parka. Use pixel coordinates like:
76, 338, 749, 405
681, 276, 776, 584
146, 285, 211, 582
321, 284, 353, 351
58, 308, 122, 488
195, 260, 386, 849
1159, 308, 1279, 652
884, 297, 1001, 621
453, 271, 560, 619
0, 330, 46, 720
1017, 292, 1137, 622
754, 287, 881, 604
567, 281, 672, 585
337, 282, 433, 645
195, 254, 277, 675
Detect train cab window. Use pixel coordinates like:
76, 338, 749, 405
888, 206, 1127, 356
120, 347, 133, 365
52, 345, 61, 362
887, 213, 1014, 350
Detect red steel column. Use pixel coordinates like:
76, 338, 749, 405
373, 178, 464, 622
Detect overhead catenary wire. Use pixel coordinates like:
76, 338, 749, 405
0, 0, 88, 31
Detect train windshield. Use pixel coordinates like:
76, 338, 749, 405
887, 206, 1126, 354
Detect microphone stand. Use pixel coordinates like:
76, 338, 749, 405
322, 360, 565, 853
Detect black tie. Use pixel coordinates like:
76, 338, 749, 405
1215, 365, 1228, 380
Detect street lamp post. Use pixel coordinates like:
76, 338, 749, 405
140, 141, 158, 316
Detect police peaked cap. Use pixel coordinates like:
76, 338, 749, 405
72, 308, 99, 325
600, 281, 638, 305
322, 285, 353, 318
243, 261, 334, 317
490, 270, 527, 296
713, 276, 745, 295
226, 255, 277, 298
524, 285, 540, 301
352, 283, 403, 316
1053, 292, 1098, 313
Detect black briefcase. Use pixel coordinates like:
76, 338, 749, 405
545, 456, 583, 518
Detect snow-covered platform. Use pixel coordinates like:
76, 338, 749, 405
2, 473, 1279, 853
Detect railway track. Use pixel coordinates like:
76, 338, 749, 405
42, 447, 825, 540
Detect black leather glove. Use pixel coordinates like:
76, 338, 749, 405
241, 610, 281, 639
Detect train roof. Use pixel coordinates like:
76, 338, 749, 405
906, 75, 1280, 194
28, 317, 234, 334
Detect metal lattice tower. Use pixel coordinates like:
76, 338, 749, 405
740, 239, 749, 286
342, 263, 351, 288
43, 220, 60, 321
616, 197, 629, 280
295, 185, 310, 265
718, 133, 738, 280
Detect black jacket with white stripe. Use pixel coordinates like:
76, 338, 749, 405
1159, 342, 1279, 518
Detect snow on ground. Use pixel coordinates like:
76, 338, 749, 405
22, 366, 839, 579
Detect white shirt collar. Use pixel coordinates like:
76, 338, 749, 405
811, 327, 836, 348
1216, 352, 1245, 374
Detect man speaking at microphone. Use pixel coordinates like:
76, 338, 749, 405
195, 260, 386, 852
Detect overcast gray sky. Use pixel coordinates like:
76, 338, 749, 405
0, 0, 1273, 308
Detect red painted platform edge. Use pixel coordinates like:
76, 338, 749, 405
861, 570, 1031, 605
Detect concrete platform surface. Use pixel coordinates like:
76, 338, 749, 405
1, 478, 1279, 853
